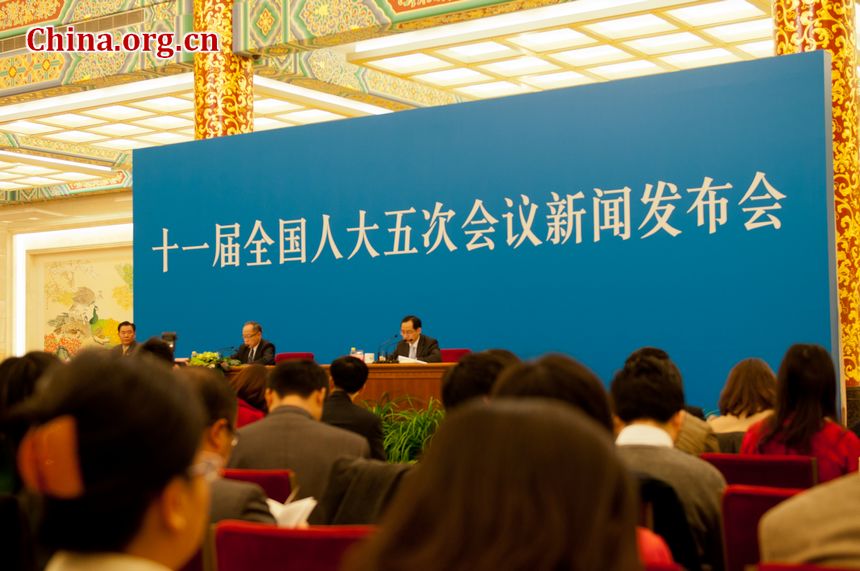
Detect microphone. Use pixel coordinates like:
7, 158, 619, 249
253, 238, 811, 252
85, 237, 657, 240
377, 333, 401, 363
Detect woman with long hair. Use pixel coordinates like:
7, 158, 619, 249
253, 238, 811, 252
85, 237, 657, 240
342, 399, 641, 571
228, 364, 268, 427
741, 344, 860, 482
16, 351, 212, 571
709, 358, 776, 433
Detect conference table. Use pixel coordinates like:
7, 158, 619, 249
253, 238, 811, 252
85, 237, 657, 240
227, 363, 454, 407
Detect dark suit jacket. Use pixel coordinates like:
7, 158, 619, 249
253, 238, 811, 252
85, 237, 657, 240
228, 406, 370, 501
209, 477, 275, 524
230, 339, 276, 365
392, 335, 441, 363
322, 391, 386, 461
110, 341, 138, 356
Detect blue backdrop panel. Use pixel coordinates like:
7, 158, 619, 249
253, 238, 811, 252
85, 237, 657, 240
134, 51, 834, 410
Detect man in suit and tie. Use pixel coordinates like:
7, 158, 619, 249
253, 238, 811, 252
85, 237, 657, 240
111, 321, 138, 356
230, 321, 276, 365
228, 360, 370, 501
178, 367, 274, 524
322, 356, 386, 460
392, 315, 441, 363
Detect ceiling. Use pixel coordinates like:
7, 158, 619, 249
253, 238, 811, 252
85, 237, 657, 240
0, 0, 852, 206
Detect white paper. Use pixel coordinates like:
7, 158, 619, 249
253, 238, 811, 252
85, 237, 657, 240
396, 355, 427, 364
266, 497, 318, 528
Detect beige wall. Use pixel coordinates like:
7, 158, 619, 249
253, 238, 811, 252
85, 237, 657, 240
0, 192, 133, 358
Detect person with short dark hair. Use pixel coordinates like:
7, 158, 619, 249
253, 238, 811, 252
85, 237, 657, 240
15, 351, 209, 571
625, 347, 719, 455
441, 352, 509, 411
228, 360, 369, 501
709, 358, 776, 434
741, 343, 860, 483
342, 400, 641, 571
322, 356, 386, 460
112, 321, 137, 356
229, 321, 275, 365
611, 356, 726, 571
493, 354, 613, 432
391, 316, 441, 363
135, 337, 175, 366
177, 367, 274, 524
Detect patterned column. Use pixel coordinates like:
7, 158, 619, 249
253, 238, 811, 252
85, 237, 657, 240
194, 0, 254, 139
774, 0, 860, 390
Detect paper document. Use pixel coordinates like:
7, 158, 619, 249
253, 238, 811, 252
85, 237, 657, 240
397, 355, 427, 364
266, 497, 317, 528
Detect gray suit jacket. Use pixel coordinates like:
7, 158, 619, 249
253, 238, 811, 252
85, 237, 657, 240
227, 406, 370, 501
110, 341, 138, 356
209, 477, 275, 524
760, 472, 860, 566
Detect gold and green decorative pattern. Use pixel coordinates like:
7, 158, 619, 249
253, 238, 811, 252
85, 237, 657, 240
257, 49, 458, 109
775, 0, 859, 388
194, 0, 254, 139
0, 171, 130, 205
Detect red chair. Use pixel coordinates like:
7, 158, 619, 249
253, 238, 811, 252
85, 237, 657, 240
701, 453, 818, 488
275, 352, 315, 363
722, 485, 804, 571
757, 566, 859, 571
645, 565, 683, 571
440, 348, 471, 363
215, 521, 373, 571
222, 469, 297, 503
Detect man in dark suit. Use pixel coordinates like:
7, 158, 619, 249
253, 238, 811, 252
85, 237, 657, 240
228, 360, 370, 501
177, 367, 275, 524
230, 321, 276, 365
111, 321, 138, 356
322, 356, 386, 460
392, 315, 441, 363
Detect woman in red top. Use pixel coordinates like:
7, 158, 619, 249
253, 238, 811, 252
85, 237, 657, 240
229, 364, 268, 427
741, 343, 860, 483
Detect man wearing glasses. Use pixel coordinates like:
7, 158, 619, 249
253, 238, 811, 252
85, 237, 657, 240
231, 321, 276, 365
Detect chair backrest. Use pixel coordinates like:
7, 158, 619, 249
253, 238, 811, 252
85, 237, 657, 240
275, 352, 315, 363
440, 348, 471, 363
215, 521, 373, 571
635, 473, 702, 571
757, 565, 859, 571
222, 469, 296, 503
645, 565, 684, 571
722, 484, 804, 571
701, 453, 818, 488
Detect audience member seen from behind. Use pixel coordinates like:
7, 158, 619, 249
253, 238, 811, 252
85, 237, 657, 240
228, 365, 268, 428
16, 351, 210, 571
492, 353, 671, 565
741, 343, 860, 482
709, 358, 776, 433
177, 367, 274, 524
134, 337, 175, 366
322, 356, 386, 460
759, 465, 860, 566
492, 354, 613, 432
228, 360, 369, 502
0, 351, 61, 493
625, 347, 719, 455
342, 400, 640, 571
441, 351, 512, 411
612, 356, 726, 571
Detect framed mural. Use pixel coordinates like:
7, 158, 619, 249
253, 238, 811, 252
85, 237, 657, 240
27, 245, 133, 357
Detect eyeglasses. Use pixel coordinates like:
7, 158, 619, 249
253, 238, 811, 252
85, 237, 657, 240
187, 452, 224, 483
242, 332, 260, 339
